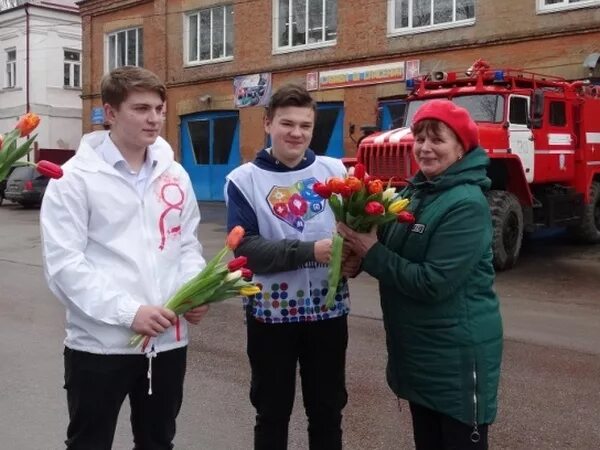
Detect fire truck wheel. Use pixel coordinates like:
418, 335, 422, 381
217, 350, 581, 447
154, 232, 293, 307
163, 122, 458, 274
486, 190, 523, 271
569, 180, 600, 243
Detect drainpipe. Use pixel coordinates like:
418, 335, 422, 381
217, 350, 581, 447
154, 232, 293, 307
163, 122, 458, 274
25, 3, 31, 160
25, 3, 30, 113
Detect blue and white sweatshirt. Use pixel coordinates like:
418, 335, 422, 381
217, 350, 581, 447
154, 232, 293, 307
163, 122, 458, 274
225, 148, 350, 324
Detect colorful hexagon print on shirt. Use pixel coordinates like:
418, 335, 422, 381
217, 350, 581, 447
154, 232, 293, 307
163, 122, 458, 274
266, 177, 326, 231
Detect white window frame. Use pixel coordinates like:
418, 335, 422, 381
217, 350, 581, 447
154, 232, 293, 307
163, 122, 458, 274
5, 48, 16, 88
63, 49, 81, 88
273, 0, 337, 54
537, 0, 600, 13
105, 27, 143, 71
387, 0, 475, 36
184, 4, 234, 66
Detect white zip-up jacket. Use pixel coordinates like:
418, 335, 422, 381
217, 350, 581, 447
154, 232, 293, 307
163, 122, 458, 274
41, 131, 206, 354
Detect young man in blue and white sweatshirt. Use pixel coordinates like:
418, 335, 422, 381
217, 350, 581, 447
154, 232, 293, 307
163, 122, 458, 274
225, 84, 350, 450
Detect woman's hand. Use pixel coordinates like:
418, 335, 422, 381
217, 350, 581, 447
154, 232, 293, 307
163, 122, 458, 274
337, 223, 378, 258
341, 251, 363, 278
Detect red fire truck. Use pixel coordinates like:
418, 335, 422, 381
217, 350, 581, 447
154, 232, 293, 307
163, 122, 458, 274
352, 60, 600, 270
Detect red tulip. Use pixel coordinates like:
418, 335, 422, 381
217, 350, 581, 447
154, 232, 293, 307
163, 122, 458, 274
15, 112, 40, 137
36, 160, 63, 179
0, 133, 4, 150
365, 201, 385, 215
313, 181, 332, 199
339, 184, 353, 198
241, 267, 253, 280
397, 211, 416, 224
226, 225, 245, 250
227, 256, 248, 272
327, 177, 347, 194
353, 163, 366, 181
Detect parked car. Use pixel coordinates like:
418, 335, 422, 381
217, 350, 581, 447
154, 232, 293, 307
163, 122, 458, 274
0, 162, 28, 206
4, 165, 50, 207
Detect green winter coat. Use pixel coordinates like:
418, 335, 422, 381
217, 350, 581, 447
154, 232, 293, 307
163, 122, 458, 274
362, 147, 503, 427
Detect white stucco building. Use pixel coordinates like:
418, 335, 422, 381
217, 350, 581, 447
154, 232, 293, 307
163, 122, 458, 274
0, 1, 81, 151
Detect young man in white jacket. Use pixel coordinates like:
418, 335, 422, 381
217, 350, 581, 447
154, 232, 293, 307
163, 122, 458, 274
40, 66, 209, 450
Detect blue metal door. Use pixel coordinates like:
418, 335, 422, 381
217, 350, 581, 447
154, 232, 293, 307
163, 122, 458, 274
180, 111, 240, 201
311, 102, 344, 157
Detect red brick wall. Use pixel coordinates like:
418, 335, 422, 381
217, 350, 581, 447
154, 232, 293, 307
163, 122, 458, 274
79, 0, 600, 161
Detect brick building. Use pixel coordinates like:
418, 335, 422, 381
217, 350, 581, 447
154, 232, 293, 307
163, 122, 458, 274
78, 0, 600, 200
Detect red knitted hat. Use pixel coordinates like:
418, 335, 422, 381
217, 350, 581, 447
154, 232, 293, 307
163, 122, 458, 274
411, 99, 479, 151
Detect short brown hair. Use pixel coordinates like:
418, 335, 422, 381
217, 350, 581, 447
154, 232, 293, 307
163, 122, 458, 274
412, 119, 461, 147
265, 84, 316, 121
101, 66, 166, 109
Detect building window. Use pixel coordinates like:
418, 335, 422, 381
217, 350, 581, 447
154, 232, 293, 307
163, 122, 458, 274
275, 0, 337, 51
64, 50, 81, 88
389, 0, 475, 34
106, 27, 143, 70
186, 5, 234, 64
538, 0, 600, 13
5, 49, 16, 88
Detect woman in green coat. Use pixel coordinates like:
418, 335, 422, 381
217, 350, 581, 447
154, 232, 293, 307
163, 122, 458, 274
339, 99, 503, 450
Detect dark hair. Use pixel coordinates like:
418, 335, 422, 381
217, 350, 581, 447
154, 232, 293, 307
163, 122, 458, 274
411, 119, 461, 147
265, 84, 316, 121
101, 66, 166, 109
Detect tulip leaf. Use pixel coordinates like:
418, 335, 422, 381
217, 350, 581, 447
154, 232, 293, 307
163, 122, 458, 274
325, 233, 343, 309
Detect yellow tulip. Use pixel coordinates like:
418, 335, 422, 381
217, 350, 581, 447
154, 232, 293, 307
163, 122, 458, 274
240, 286, 261, 296
388, 198, 410, 214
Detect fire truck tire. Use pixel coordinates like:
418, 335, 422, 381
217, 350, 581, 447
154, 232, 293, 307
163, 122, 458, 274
487, 190, 523, 271
569, 181, 600, 243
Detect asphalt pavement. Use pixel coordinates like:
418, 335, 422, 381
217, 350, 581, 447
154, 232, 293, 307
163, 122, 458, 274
0, 202, 599, 449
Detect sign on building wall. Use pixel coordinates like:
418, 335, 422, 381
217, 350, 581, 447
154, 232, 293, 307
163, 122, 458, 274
319, 62, 406, 90
91, 107, 104, 125
306, 72, 319, 91
234, 73, 272, 108
405, 60, 421, 79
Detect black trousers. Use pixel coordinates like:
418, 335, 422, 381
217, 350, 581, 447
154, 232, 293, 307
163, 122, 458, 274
63, 346, 187, 450
409, 402, 489, 450
246, 311, 349, 450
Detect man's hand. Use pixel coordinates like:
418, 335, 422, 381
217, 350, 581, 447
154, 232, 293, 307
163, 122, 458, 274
314, 238, 332, 264
131, 305, 177, 337
184, 305, 210, 325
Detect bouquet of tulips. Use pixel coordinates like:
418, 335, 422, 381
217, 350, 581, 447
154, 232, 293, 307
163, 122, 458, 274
0, 112, 63, 181
313, 163, 415, 307
130, 225, 260, 348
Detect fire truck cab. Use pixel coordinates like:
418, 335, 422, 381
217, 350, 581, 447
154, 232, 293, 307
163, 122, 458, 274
354, 61, 600, 270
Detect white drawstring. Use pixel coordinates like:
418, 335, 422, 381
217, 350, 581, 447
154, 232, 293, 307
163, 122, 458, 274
146, 345, 157, 395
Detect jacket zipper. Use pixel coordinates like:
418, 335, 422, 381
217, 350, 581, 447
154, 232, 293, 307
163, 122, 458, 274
471, 362, 481, 443
394, 188, 426, 251
140, 194, 163, 351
